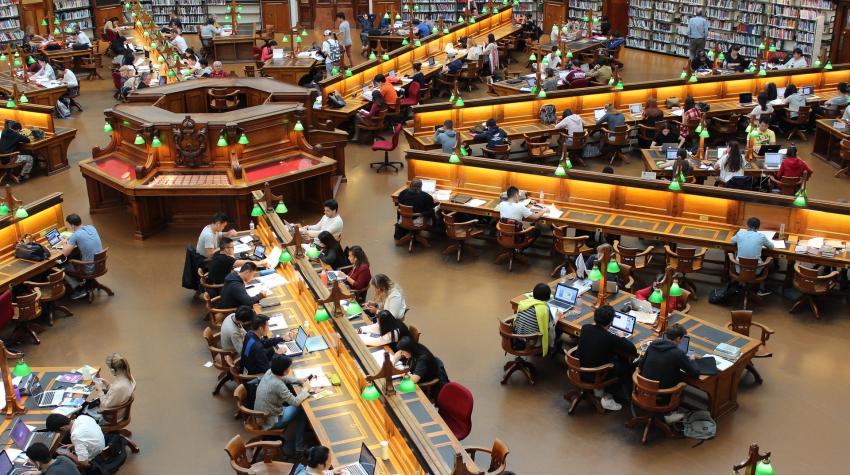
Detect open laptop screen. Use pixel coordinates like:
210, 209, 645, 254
611, 311, 636, 335
553, 284, 578, 305
678, 335, 690, 353
359, 443, 378, 475
764, 152, 782, 168
10, 419, 30, 450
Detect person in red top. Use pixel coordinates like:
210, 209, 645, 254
776, 146, 813, 179
374, 74, 398, 111
634, 273, 682, 311
339, 245, 371, 294
210, 61, 228, 78
679, 96, 701, 147
564, 59, 587, 85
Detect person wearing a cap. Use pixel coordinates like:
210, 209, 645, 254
321, 30, 341, 76
374, 74, 397, 110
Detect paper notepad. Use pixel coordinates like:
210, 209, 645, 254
371, 350, 405, 378
238, 235, 253, 244
771, 240, 787, 249
258, 273, 288, 288
670, 109, 684, 117
234, 243, 251, 254
434, 190, 452, 201
293, 368, 331, 388
268, 314, 288, 331
547, 206, 563, 219
358, 332, 384, 346
467, 198, 487, 208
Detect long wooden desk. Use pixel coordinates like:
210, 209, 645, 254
0, 192, 65, 292
0, 74, 66, 108
641, 149, 767, 182
250, 191, 479, 474
213, 35, 259, 63
812, 118, 849, 167
0, 103, 76, 175
404, 65, 850, 150
261, 57, 320, 86
394, 151, 850, 272
507, 277, 760, 418
42, 47, 94, 70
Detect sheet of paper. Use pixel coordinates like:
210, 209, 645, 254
268, 314, 288, 331
808, 237, 825, 248
670, 109, 684, 117
467, 198, 487, 208
371, 350, 405, 377
293, 368, 332, 388
547, 205, 563, 219
358, 332, 384, 347
246, 284, 265, 297
770, 240, 787, 250
258, 272, 288, 289
233, 243, 251, 254
434, 190, 452, 201
630, 311, 657, 325
239, 235, 253, 244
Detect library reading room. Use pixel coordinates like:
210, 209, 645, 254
0, 0, 848, 473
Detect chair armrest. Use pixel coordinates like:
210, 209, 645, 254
454, 218, 480, 227
694, 248, 707, 257
664, 245, 676, 256
579, 362, 615, 373
750, 321, 775, 336
756, 257, 774, 269
517, 226, 536, 236
636, 246, 655, 257
22, 280, 47, 287
654, 382, 687, 394
245, 440, 282, 463
464, 446, 493, 460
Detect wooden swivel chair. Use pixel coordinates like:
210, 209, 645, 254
602, 125, 631, 165
664, 245, 705, 298
24, 268, 73, 326
0, 152, 23, 184
524, 132, 556, 163
227, 356, 263, 387
441, 210, 483, 262
436, 72, 458, 98
203, 294, 236, 328
494, 221, 535, 271
465, 439, 509, 474
233, 384, 287, 448
483, 143, 511, 160
198, 268, 224, 299
550, 224, 592, 277
67, 248, 114, 303
204, 327, 235, 395
355, 109, 387, 144
396, 204, 431, 253
498, 317, 542, 385
208, 88, 241, 112
790, 263, 840, 319
560, 130, 588, 166
709, 113, 741, 142
243, 65, 256, 77
727, 310, 773, 384
768, 175, 802, 196
78, 54, 103, 80
613, 240, 654, 285
563, 347, 618, 415
837, 138, 850, 178
408, 324, 421, 343
781, 106, 811, 141
12, 288, 42, 344
99, 395, 140, 453
437, 382, 474, 440
625, 371, 687, 444
459, 60, 481, 91
224, 434, 293, 475
636, 122, 661, 148
616, 263, 636, 293
727, 254, 773, 309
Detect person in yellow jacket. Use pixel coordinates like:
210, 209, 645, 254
513, 283, 566, 356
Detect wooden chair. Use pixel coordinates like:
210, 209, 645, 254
203, 294, 236, 328
768, 175, 802, 196
436, 72, 458, 98
99, 395, 140, 453
636, 122, 661, 147
418, 376, 443, 403
781, 106, 811, 141
408, 324, 421, 343
0, 152, 23, 184
441, 211, 483, 262
24, 268, 73, 326
494, 221, 535, 271
563, 347, 618, 415
790, 263, 840, 319
459, 60, 481, 91
78, 54, 103, 80
12, 288, 42, 344
664, 245, 705, 298
384, 96, 403, 125
209, 88, 241, 112
625, 371, 687, 444
837, 138, 850, 178
550, 224, 592, 277
560, 130, 588, 166
396, 204, 430, 253
524, 133, 556, 162
616, 263, 636, 293
727, 310, 774, 384
602, 125, 631, 165
204, 327, 235, 395
227, 356, 263, 387
354, 109, 387, 144
498, 317, 542, 385
243, 65, 255, 77
483, 143, 511, 160
709, 113, 741, 142
465, 439, 509, 474
198, 268, 224, 299
67, 248, 114, 303
613, 240, 654, 284
727, 254, 773, 309
233, 384, 286, 447
224, 434, 293, 475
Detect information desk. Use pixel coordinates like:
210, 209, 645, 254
261, 57, 320, 86
507, 277, 760, 418
316, 9, 520, 126
0, 73, 66, 108
641, 149, 767, 182
0, 192, 65, 291
213, 35, 260, 63
404, 65, 850, 150
0, 103, 76, 175
812, 118, 850, 168
394, 151, 850, 272
250, 191, 479, 474
79, 79, 345, 240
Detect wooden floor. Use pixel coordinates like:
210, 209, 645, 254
7, 44, 850, 474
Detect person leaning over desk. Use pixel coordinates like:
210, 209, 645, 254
392, 336, 449, 397
294, 445, 349, 475
474, 118, 509, 150
649, 121, 678, 150
317, 231, 349, 269
208, 237, 251, 288
358, 309, 412, 351
364, 274, 407, 320
397, 179, 437, 225
713, 140, 745, 185
220, 262, 268, 308
46, 413, 105, 471
575, 305, 637, 411
197, 212, 237, 259
60, 213, 103, 300
497, 185, 545, 241
240, 314, 292, 375
25, 442, 81, 475
747, 93, 774, 122
639, 323, 700, 424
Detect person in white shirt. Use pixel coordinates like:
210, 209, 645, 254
496, 185, 544, 242
539, 46, 561, 70
782, 48, 808, 69
783, 84, 806, 118
301, 199, 343, 240
747, 92, 774, 121
46, 413, 105, 468
466, 37, 482, 62
844, 104, 850, 121
55, 63, 81, 111
73, 28, 91, 47
713, 140, 745, 185
171, 32, 188, 54
364, 274, 408, 320
33, 56, 55, 80
555, 109, 584, 145
296, 445, 348, 475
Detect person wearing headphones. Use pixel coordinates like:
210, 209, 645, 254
96, 353, 136, 412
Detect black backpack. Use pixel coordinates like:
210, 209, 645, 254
708, 282, 741, 305
539, 104, 557, 125
90, 433, 129, 474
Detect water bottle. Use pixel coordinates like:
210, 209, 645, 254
560, 266, 567, 283
249, 220, 255, 231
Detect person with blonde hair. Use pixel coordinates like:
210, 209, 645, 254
364, 274, 407, 320
96, 352, 136, 411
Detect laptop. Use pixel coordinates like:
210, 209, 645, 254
593, 108, 606, 121
776, 87, 786, 97
10, 419, 58, 451
527, 78, 536, 87
28, 378, 64, 408
660, 143, 678, 153
609, 311, 636, 337
756, 143, 780, 156
763, 152, 783, 169
388, 70, 396, 78
0, 450, 30, 475
44, 228, 62, 249
547, 283, 579, 315
249, 245, 266, 261
343, 443, 378, 475
427, 56, 436, 67
677, 335, 696, 358
281, 325, 309, 356
739, 92, 753, 105
801, 85, 814, 96
628, 103, 643, 116
630, 298, 656, 315
665, 148, 679, 160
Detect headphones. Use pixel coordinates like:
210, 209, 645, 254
106, 352, 127, 374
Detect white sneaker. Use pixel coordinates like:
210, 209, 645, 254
600, 395, 622, 411
664, 412, 684, 424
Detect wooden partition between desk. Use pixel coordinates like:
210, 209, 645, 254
0, 104, 56, 132
0, 193, 64, 258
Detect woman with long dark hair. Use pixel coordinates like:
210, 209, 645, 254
358, 309, 411, 350
392, 336, 448, 397
339, 245, 371, 292
317, 231, 348, 269
713, 140, 744, 185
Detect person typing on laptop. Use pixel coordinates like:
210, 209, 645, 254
45, 414, 104, 471
575, 305, 637, 411
649, 122, 679, 150
639, 323, 700, 424
220, 262, 267, 308
753, 118, 776, 149
300, 199, 344, 241
25, 443, 81, 475
775, 146, 813, 180
254, 355, 313, 458
513, 283, 566, 356
731, 217, 775, 296
294, 445, 351, 474
240, 315, 291, 375
60, 213, 103, 300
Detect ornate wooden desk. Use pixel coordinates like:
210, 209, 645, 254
812, 118, 850, 167
0, 103, 76, 175
0, 192, 66, 292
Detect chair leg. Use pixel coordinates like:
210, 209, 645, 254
212, 372, 232, 396
746, 362, 763, 385
54, 305, 74, 318
834, 166, 849, 178
501, 357, 535, 385
22, 323, 41, 345
808, 297, 820, 319
120, 434, 141, 453
442, 242, 460, 258
564, 389, 584, 415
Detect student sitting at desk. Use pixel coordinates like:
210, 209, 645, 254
555, 109, 584, 145
467, 37, 483, 62
433, 120, 458, 153
413, 18, 431, 38
754, 118, 776, 147
301, 199, 344, 241
196, 58, 212, 78
71, 27, 91, 49
606, 30, 625, 54
374, 74, 398, 110
474, 118, 509, 150
513, 283, 558, 356
25, 443, 81, 475
392, 336, 449, 397
293, 446, 342, 475
221, 306, 254, 354
639, 323, 700, 423
596, 103, 625, 129
575, 305, 637, 410
241, 315, 289, 374
45, 413, 105, 470
197, 212, 237, 258
208, 237, 250, 286
722, 45, 749, 72
497, 185, 545, 241
564, 60, 587, 85
90, 352, 136, 419
0, 120, 35, 181
338, 245, 371, 293
407, 62, 426, 90
679, 96, 702, 147
56, 63, 78, 103
317, 231, 349, 269
642, 98, 664, 126
783, 84, 806, 118
691, 49, 712, 71
587, 57, 612, 85
776, 146, 813, 179
254, 355, 312, 455
33, 56, 55, 80
103, 17, 119, 40
541, 46, 561, 71
649, 121, 679, 149
365, 274, 408, 320
731, 217, 774, 287
635, 273, 683, 310
260, 40, 277, 62
543, 68, 559, 92
220, 262, 267, 308
210, 60, 228, 78
170, 30, 188, 54
748, 93, 774, 121
61, 213, 103, 300
781, 48, 808, 69
111, 37, 135, 67
713, 140, 745, 185
358, 309, 412, 351
822, 82, 849, 114
398, 179, 437, 225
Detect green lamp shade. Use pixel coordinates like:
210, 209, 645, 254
414, 40, 421, 47
237, 5, 243, 13
360, 383, 381, 401
237, 14, 242, 21
346, 300, 363, 315
369, 52, 377, 60
460, 146, 469, 156
699, 129, 710, 138
528, 53, 536, 61
449, 93, 455, 102
593, 16, 600, 23
758, 42, 766, 50
566, 51, 573, 59
825, 61, 833, 70
565, 159, 573, 169
707, 51, 714, 60
181, 68, 191, 76
442, 27, 449, 34
282, 36, 289, 42
314, 307, 330, 322
754, 461, 775, 475
614, 81, 623, 90
54, 17, 60, 25
238, 133, 249, 145
167, 69, 176, 77
279, 250, 292, 263
12, 59, 20, 67
688, 74, 698, 83
669, 281, 683, 297
0, 54, 5, 61
482, 7, 489, 14
750, 129, 760, 138
395, 13, 401, 20
448, 152, 461, 163
404, 4, 409, 11
143, 31, 150, 37
14, 207, 28, 218
541, 56, 549, 64
398, 375, 417, 393
306, 245, 321, 259
224, 15, 231, 22
226, 5, 232, 12
668, 179, 681, 191
133, 134, 145, 145
103, 122, 113, 133
758, 68, 767, 76
382, 53, 390, 61
383, 12, 390, 19
607, 77, 615, 86
217, 135, 228, 147
250, 204, 264, 217
814, 58, 822, 68
151, 136, 162, 147
555, 50, 562, 57
414, 5, 420, 11
293, 121, 304, 131
606, 260, 620, 274
295, 36, 303, 43
793, 192, 807, 207
458, 17, 465, 24
648, 289, 664, 304
0, 203, 9, 215
695, 124, 703, 133
768, 45, 777, 52
503, 0, 508, 5
150, 42, 158, 48
12, 361, 31, 377
5, 99, 13, 108
26, 56, 34, 65
554, 164, 566, 176
745, 124, 752, 133
41, 18, 47, 26
455, 97, 464, 107
680, 71, 687, 79
402, 38, 408, 46
122, 120, 130, 126
345, 69, 353, 76
275, 201, 288, 214
582, 15, 589, 21
717, 52, 725, 61
493, 7, 498, 13
538, 89, 547, 98
588, 266, 603, 281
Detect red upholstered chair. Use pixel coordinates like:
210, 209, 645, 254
437, 382, 474, 441
370, 123, 404, 173
400, 81, 421, 107
111, 70, 122, 99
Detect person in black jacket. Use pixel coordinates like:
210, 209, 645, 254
639, 323, 700, 423
317, 231, 349, 269
207, 238, 249, 289
575, 305, 637, 410
220, 262, 266, 308
392, 336, 448, 399
474, 118, 509, 150
0, 120, 34, 180
240, 314, 288, 374
398, 179, 436, 223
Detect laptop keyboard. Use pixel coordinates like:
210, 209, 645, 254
30, 432, 53, 446
38, 391, 64, 407
347, 465, 368, 475
284, 341, 299, 353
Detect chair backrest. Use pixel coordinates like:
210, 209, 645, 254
775, 176, 802, 196
485, 439, 509, 473
631, 371, 685, 413
666, 246, 703, 273
243, 65, 255, 77
13, 290, 40, 321
613, 240, 653, 268
498, 317, 541, 357
568, 78, 589, 89
390, 123, 403, 147
224, 434, 251, 469
407, 80, 421, 102
566, 130, 587, 149
729, 310, 754, 337
840, 139, 850, 162
798, 105, 811, 121
398, 204, 425, 231
443, 211, 476, 240
198, 268, 223, 293
793, 263, 837, 294
736, 256, 763, 283
72, 248, 109, 278
100, 395, 134, 429
436, 382, 474, 441
552, 225, 589, 255
0, 289, 13, 330
605, 125, 629, 145
485, 143, 511, 159
29, 268, 66, 301
495, 220, 526, 249
209, 88, 240, 110
565, 346, 614, 389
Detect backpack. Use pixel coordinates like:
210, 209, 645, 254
539, 104, 557, 125
89, 433, 129, 474
708, 281, 740, 305
14, 241, 49, 261
683, 410, 716, 441
324, 40, 341, 63
55, 100, 71, 118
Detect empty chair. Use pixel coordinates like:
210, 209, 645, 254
459, 60, 481, 91
384, 96, 404, 126
563, 347, 618, 415
498, 317, 542, 385
24, 268, 73, 326
370, 123, 404, 173
625, 371, 687, 444
408, 324, 421, 343
395, 204, 430, 253
781, 106, 810, 141
727, 253, 773, 309
437, 382, 474, 440
208, 88, 241, 112
664, 245, 705, 298
550, 225, 592, 277
67, 248, 115, 303
483, 143, 511, 160
837, 138, 850, 178
727, 310, 774, 384
494, 221, 535, 271
243, 65, 256, 77
399, 80, 421, 108
224, 434, 293, 475
613, 240, 654, 283
524, 132, 556, 162
465, 439, 510, 474
12, 288, 42, 344
441, 210, 483, 262
709, 113, 741, 141
790, 263, 840, 319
